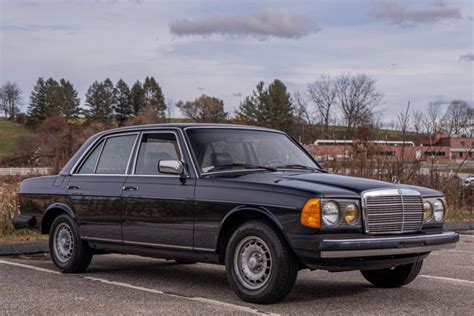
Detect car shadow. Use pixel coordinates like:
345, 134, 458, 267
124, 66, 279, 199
84, 255, 370, 304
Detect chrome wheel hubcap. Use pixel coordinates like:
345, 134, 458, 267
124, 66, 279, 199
233, 236, 272, 290
53, 223, 74, 263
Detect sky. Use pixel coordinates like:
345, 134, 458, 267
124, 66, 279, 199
1, 0, 473, 122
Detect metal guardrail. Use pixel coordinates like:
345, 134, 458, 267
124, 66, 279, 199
0, 167, 52, 176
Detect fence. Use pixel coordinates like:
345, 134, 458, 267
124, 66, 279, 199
0, 167, 52, 176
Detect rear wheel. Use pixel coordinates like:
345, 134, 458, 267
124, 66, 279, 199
49, 215, 93, 273
225, 220, 298, 304
360, 260, 423, 288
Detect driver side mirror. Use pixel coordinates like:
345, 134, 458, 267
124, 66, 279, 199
158, 160, 184, 175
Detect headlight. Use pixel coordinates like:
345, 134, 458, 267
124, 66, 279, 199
322, 201, 340, 227
344, 203, 359, 225
433, 199, 445, 222
423, 201, 433, 222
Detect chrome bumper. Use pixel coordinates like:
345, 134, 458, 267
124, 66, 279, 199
319, 231, 458, 258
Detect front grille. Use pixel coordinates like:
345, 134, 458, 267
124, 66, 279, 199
364, 192, 423, 234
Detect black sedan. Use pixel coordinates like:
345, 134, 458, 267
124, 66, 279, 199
13, 124, 459, 304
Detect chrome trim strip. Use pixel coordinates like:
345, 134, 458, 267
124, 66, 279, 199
82, 237, 214, 252
123, 240, 193, 250
81, 236, 122, 244
320, 242, 456, 258
323, 231, 457, 243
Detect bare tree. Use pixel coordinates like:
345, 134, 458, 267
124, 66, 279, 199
166, 98, 175, 123
0, 82, 22, 120
444, 99, 469, 136
412, 109, 424, 135
307, 75, 337, 134
334, 74, 382, 139
424, 101, 443, 136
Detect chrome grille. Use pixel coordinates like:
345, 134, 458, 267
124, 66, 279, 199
363, 189, 423, 234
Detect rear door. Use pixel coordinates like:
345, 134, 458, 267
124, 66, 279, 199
67, 133, 138, 242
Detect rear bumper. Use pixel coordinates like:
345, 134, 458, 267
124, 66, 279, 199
12, 215, 37, 230
290, 230, 459, 271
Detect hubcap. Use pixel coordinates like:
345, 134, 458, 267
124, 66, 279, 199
233, 236, 272, 290
53, 223, 74, 263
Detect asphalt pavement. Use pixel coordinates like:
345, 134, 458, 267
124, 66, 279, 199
1, 235, 473, 315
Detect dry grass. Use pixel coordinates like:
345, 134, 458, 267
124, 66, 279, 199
0, 177, 20, 236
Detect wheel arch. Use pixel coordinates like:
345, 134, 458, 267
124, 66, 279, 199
215, 206, 291, 263
41, 203, 76, 234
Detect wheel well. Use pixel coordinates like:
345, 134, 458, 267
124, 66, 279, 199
216, 210, 286, 263
41, 208, 67, 234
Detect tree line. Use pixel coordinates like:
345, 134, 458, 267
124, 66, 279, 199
1, 74, 472, 140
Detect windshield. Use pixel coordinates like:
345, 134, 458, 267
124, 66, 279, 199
186, 128, 319, 174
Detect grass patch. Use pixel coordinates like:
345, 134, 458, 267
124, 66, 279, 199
0, 118, 31, 156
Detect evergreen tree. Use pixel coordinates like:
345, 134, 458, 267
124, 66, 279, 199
85, 80, 114, 123
58, 79, 80, 121
143, 76, 166, 120
113, 79, 133, 126
27, 77, 49, 127
44, 78, 62, 117
130, 81, 145, 116
237, 79, 294, 133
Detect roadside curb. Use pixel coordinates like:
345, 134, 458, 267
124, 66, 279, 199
0, 241, 48, 256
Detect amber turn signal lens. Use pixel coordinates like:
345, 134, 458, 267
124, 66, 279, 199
301, 198, 321, 229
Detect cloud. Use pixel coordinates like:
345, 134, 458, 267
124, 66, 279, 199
370, 1, 462, 26
459, 52, 474, 62
169, 8, 320, 40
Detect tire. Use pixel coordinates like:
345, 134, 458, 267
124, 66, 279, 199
225, 220, 298, 304
360, 260, 423, 288
49, 214, 93, 273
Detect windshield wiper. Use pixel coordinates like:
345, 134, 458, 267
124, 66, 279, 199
275, 164, 320, 171
206, 163, 276, 173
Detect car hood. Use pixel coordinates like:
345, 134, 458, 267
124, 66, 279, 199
229, 171, 442, 198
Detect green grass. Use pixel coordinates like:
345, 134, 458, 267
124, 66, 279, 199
0, 119, 30, 156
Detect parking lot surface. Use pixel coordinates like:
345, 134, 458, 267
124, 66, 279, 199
1, 234, 473, 315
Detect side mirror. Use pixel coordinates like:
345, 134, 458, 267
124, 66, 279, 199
158, 160, 184, 175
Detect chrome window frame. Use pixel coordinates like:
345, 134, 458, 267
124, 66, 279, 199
129, 130, 187, 178
71, 132, 140, 176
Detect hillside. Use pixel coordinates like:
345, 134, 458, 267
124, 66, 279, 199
0, 119, 31, 156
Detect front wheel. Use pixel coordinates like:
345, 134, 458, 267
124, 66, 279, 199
49, 215, 93, 273
225, 220, 298, 304
360, 260, 423, 288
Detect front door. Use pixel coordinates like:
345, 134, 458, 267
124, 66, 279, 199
121, 131, 195, 250
68, 133, 138, 242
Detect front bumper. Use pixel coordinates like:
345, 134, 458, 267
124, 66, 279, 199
318, 231, 458, 258
290, 230, 459, 271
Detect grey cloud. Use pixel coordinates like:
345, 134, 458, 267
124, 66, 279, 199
169, 8, 320, 39
370, 1, 462, 26
459, 52, 474, 62
232, 93, 242, 97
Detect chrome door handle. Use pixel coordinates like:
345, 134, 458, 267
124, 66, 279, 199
122, 186, 138, 191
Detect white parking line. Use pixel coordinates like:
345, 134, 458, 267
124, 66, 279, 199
460, 234, 474, 238
420, 275, 474, 286
0, 259, 277, 316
